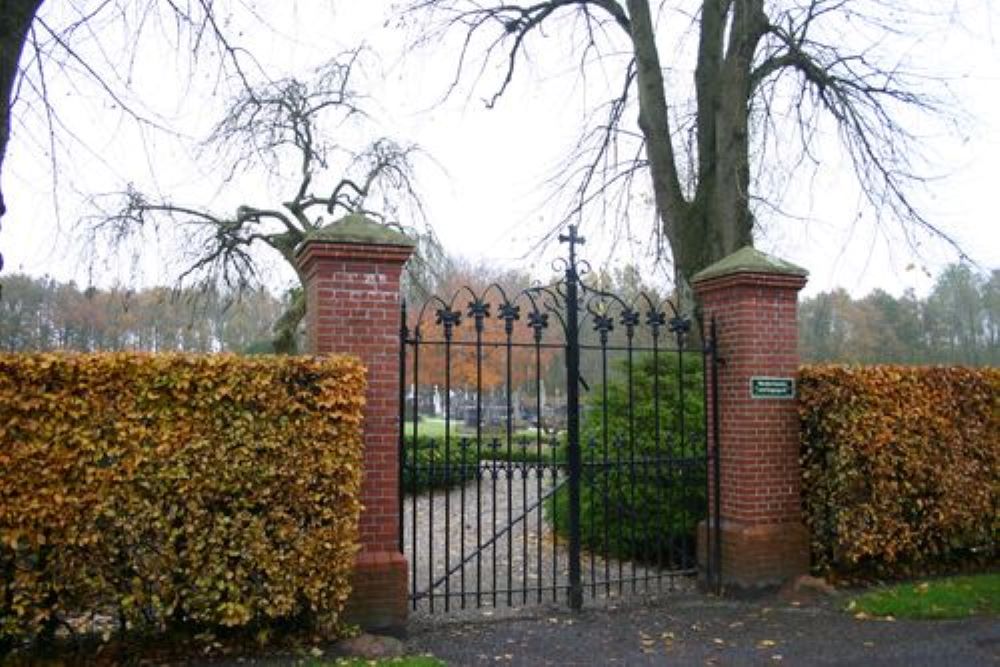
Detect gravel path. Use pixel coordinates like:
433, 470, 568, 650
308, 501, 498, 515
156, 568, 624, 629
402, 461, 695, 620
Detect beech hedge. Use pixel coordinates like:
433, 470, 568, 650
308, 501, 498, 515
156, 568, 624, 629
0, 353, 366, 651
799, 365, 999, 577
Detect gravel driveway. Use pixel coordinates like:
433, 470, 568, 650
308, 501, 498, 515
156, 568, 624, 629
402, 460, 696, 620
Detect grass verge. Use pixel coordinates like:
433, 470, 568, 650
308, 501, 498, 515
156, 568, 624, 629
847, 573, 1000, 620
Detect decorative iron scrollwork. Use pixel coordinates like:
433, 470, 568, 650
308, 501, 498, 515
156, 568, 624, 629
435, 307, 461, 339
468, 299, 490, 332
620, 308, 639, 340
527, 310, 549, 342
593, 313, 614, 346
646, 309, 667, 337
498, 302, 520, 334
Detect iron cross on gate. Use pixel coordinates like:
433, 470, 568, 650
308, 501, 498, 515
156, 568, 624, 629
558, 225, 585, 275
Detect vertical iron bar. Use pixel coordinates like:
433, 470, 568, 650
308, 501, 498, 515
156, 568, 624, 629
411, 328, 420, 610
552, 430, 559, 603
589, 432, 596, 599
675, 337, 686, 580
600, 322, 610, 596
492, 433, 498, 608
560, 226, 584, 611
535, 332, 544, 604
444, 327, 453, 612
475, 306, 484, 608
428, 424, 434, 613
504, 305, 515, 607
627, 322, 636, 593
423, 348, 434, 611
522, 436, 528, 605
652, 318, 663, 590
614, 433, 623, 594
459, 431, 467, 609
459, 357, 467, 608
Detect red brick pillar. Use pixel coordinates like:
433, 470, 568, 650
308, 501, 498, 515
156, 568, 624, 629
693, 247, 809, 590
295, 214, 413, 631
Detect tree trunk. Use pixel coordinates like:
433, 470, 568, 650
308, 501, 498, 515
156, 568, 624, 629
0, 0, 43, 224
659, 0, 764, 319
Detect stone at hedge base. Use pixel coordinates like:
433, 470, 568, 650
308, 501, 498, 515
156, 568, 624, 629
693, 246, 810, 590
295, 214, 414, 632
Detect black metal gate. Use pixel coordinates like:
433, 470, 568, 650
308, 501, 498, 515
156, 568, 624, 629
399, 227, 720, 613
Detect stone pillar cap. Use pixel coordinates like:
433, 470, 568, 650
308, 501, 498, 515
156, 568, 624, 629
692, 245, 808, 284
296, 213, 416, 254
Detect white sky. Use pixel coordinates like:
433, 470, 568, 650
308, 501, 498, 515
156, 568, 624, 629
2, 1, 998, 299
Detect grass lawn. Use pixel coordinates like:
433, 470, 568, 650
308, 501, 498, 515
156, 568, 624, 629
408, 417, 555, 446
847, 573, 1000, 620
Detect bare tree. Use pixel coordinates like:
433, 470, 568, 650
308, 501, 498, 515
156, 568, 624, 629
1, 0, 272, 286
0, 0, 44, 272
404, 0, 967, 309
88, 49, 437, 352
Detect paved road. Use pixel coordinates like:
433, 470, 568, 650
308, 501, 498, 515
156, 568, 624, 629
403, 590, 999, 666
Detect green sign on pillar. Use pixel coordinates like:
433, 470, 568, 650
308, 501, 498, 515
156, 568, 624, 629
749, 376, 796, 400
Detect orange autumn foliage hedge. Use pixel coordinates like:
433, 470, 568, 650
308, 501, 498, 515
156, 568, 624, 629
799, 365, 999, 577
0, 352, 366, 649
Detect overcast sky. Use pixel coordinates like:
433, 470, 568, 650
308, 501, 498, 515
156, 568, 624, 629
2, 1, 998, 298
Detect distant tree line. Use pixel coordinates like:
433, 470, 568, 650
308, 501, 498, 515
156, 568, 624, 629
800, 264, 999, 366
0, 274, 283, 353
3, 262, 996, 365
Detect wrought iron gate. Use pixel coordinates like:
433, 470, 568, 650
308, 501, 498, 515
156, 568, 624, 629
399, 227, 721, 613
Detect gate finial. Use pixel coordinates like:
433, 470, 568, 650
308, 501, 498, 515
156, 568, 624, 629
558, 224, 585, 250
558, 225, 586, 278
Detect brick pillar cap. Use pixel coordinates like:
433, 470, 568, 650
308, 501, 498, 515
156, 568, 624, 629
295, 213, 416, 256
692, 246, 808, 285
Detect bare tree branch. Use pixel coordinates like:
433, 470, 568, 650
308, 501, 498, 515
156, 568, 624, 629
86, 54, 434, 351
406, 0, 972, 305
